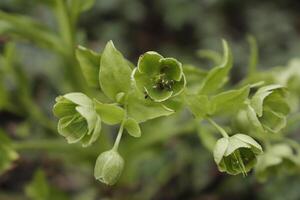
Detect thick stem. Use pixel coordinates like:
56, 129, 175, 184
207, 118, 229, 138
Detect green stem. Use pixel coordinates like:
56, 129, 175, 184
207, 118, 229, 138
113, 118, 126, 151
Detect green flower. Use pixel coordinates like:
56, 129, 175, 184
255, 143, 300, 182
213, 134, 263, 175
133, 51, 186, 102
94, 149, 124, 185
53, 93, 101, 147
247, 84, 290, 133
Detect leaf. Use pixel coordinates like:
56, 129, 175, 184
0, 130, 19, 174
198, 40, 233, 94
76, 46, 101, 88
185, 94, 210, 119
124, 118, 141, 138
25, 169, 69, 200
25, 170, 49, 200
127, 90, 174, 123
94, 99, 125, 125
0, 11, 63, 54
99, 41, 132, 101
210, 85, 250, 115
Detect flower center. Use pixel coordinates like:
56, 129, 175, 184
152, 72, 174, 91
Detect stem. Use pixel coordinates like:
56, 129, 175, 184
207, 118, 229, 138
113, 119, 126, 151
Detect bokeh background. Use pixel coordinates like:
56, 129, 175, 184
1, 0, 300, 199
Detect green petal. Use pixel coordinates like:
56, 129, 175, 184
225, 137, 251, 156
133, 68, 154, 93
260, 109, 286, 133
64, 93, 93, 107
58, 115, 88, 143
159, 57, 183, 81
137, 51, 162, 75
172, 75, 186, 96
75, 106, 97, 135
233, 134, 263, 154
213, 137, 229, 164
81, 116, 101, 147
53, 96, 77, 118
145, 86, 173, 102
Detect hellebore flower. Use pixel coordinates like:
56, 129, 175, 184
94, 149, 124, 185
247, 84, 290, 133
255, 143, 300, 182
53, 93, 101, 147
133, 51, 186, 102
213, 134, 263, 175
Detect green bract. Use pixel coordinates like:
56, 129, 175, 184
53, 93, 101, 147
255, 144, 300, 182
133, 51, 186, 102
94, 149, 124, 185
247, 84, 290, 133
213, 134, 263, 175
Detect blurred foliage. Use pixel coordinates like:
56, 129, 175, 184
0, 0, 300, 200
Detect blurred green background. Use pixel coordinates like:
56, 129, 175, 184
0, 0, 300, 199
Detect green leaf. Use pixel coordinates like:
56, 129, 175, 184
25, 169, 69, 200
0, 130, 19, 174
0, 11, 63, 54
185, 94, 210, 119
25, 170, 49, 200
94, 99, 125, 125
99, 41, 132, 101
76, 46, 101, 88
124, 118, 141, 138
210, 85, 250, 115
198, 40, 233, 94
127, 90, 174, 123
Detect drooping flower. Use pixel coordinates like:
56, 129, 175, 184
214, 134, 263, 175
133, 51, 186, 102
247, 84, 290, 133
53, 93, 101, 147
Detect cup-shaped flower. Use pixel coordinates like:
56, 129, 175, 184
53, 93, 101, 147
133, 51, 186, 102
213, 134, 263, 175
94, 149, 124, 185
255, 143, 300, 182
248, 84, 290, 133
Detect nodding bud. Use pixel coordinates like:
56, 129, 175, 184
94, 150, 124, 185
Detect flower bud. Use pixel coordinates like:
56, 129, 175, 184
94, 150, 124, 185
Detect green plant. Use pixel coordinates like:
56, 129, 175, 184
52, 37, 300, 185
